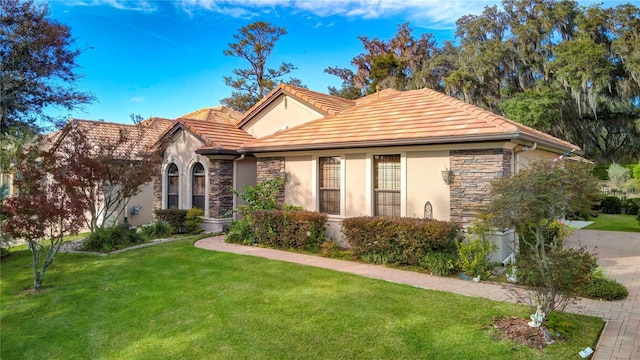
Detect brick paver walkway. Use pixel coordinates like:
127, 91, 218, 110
195, 229, 640, 360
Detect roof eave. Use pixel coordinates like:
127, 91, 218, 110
239, 133, 580, 154
195, 148, 241, 156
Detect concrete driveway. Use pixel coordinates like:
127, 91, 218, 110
564, 230, 640, 360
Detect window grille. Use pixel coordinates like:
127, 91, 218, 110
192, 163, 205, 210
167, 163, 179, 209
374, 154, 400, 216
319, 157, 340, 215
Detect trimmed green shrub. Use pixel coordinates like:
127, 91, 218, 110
421, 251, 458, 276
456, 239, 496, 280
600, 196, 622, 214
185, 208, 204, 234
251, 210, 327, 252
623, 198, 640, 216
140, 220, 174, 240
342, 217, 460, 266
584, 277, 628, 300
226, 219, 253, 245
83, 225, 144, 252
154, 209, 188, 233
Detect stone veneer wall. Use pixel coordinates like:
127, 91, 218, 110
256, 157, 285, 206
450, 149, 512, 226
152, 167, 162, 212
209, 159, 234, 218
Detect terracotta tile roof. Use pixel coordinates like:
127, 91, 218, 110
236, 83, 356, 127
355, 88, 401, 106
61, 118, 174, 156
171, 118, 256, 151
180, 106, 242, 124
241, 87, 579, 152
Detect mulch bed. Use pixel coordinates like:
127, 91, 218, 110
492, 316, 555, 350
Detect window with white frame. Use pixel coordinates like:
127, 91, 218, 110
374, 154, 400, 216
167, 163, 179, 209
192, 162, 205, 210
319, 156, 340, 215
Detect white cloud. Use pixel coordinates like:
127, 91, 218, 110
69, 0, 159, 13
130, 97, 144, 102
173, 0, 501, 28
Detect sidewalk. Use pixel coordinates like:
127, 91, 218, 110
195, 230, 639, 360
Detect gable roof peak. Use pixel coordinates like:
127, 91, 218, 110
236, 83, 356, 128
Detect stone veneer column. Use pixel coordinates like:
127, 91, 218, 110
152, 167, 162, 211
209, 159, 234, 218
256, 157, 285, 206
449, 149, 512, 227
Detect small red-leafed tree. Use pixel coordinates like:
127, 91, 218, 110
485, 160, 601, 319
2, 142, 88, 289
51, 119, 166, 233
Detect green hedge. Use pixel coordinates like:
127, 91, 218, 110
154, 209, 188, 233
83, 225, 145, 252
342, 217, 460, 266
600, 196, 622, 214
584, 277, 628, 300
251, 210, 327, 252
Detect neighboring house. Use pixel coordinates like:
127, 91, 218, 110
153, 84, 580, 262
48, 117, 173, 228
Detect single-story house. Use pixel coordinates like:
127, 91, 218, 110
153, 84, 580, 261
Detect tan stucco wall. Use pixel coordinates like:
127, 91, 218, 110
344, 153, 367, 217
280, 147, 451, 219
234, 156, 257, 208
241, 95, 324, 139
284, 155, 313, 209
515, 148, 559, 173
123, 182, 154, 226
406, 151, 450, 220
161, 129, 210, 214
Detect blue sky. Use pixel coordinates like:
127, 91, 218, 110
46, 0, 629, 124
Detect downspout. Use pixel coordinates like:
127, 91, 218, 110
232, 154, 246, 220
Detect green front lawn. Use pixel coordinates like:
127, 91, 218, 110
584, 214, 640, 232
1, 239, 603, 359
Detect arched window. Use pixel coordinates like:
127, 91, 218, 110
167, 164, 179, 209
192, 163, 205, 210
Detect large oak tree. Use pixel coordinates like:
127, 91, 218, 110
325, 1, 640, 162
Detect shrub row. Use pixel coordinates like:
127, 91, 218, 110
153, 208, 204, 234
83, 225, 145, 252
342, 217, 460, 266
154, 209, 188, 233
251, 210, 327, 252
599, 196, 640, 215
584, 277, 628, 300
